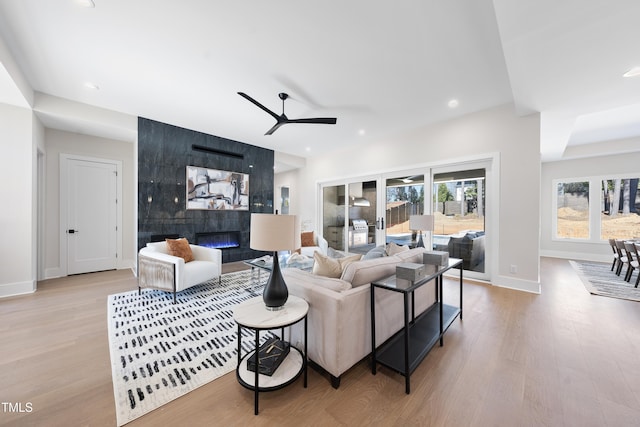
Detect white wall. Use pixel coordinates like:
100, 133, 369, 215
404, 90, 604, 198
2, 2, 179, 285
540, 152, 640, 261
291, 104, 541, 292
0, 103, 36, 297
274, 169, 300, 213
33, 111, 45, 281
44, 129, 135, 278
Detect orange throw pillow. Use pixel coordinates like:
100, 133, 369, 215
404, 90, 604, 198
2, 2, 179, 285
301, 231, 315, 247
166, 238, 194, 263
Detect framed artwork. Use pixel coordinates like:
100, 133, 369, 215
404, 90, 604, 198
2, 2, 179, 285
186, 165, 249, 210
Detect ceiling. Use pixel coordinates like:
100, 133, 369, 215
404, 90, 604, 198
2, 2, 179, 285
0, 0, 639, 165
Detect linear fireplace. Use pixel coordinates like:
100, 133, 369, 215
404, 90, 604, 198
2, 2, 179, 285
195, 231, 241, 249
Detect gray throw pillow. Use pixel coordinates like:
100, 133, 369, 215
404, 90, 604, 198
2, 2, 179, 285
362, 245, 387, 260
327, 247, 346, 258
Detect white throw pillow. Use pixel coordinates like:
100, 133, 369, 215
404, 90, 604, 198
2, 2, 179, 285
386, 242, 409, 256
313, 252, 362, 278
313, 252, 343, 278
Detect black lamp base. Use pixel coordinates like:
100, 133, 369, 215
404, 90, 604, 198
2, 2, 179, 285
416, 232, 425, 248
263, 251, 288, 310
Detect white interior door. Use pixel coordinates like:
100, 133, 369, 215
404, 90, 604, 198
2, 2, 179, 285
65, 158, 118, 275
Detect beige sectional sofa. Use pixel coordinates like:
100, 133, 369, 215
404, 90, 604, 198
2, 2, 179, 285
282, 247, 435, 388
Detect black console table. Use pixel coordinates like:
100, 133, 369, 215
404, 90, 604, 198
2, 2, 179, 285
371, 258, 463, 394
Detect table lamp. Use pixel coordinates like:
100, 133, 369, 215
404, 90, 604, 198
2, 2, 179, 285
250, 213, 297, 310
409, 215, 434, 248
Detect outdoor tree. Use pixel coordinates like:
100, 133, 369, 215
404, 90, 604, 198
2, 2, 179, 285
623, 179, 631, 214
612, 179, 621, 217
602, 178, 638, 216
397, 186, 407, 202
437, 183, 453, 214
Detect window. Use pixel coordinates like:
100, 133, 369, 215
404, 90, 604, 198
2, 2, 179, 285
556, 181, 589, 239
601, 178, 640, 240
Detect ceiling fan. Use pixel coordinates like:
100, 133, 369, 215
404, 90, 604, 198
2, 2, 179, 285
237, 92, 337, 135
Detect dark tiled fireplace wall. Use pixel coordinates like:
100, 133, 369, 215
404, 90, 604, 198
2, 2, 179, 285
138, 117, 274, 262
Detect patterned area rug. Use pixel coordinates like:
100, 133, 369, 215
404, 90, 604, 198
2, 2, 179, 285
107, 270, 270, 426
569, 260, 640, 302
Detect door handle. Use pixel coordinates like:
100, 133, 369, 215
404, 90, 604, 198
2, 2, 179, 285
67, 229, 78, 234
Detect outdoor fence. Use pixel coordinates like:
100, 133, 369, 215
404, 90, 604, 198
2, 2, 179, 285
386, 202, 422, 228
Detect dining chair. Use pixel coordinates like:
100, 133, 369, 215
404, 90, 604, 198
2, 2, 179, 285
608, 238, 620, 272
634, 243, 640, 288
614, 239, 629, 277
623, 241, 639, 282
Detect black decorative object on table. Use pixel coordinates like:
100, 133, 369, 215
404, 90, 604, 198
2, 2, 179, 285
247, 337, 290, 376
263, 251, 288, 309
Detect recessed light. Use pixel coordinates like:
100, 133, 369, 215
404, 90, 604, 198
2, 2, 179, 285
305, 147, 311, 152
447, 99, 459, 109
84, 82, 100, 90
76, 0, 95, 8
623, 66, 640, 78
358, 129, 365, 136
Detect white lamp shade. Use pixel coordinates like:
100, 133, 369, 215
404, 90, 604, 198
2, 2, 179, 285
250, 214, 297, 251
409, 215, 434, 231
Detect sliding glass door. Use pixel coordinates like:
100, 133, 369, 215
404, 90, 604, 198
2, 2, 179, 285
346, 180, 377, 254
321, 180, 378, 253
318, 159, 492, 282
322, 184, 346, 251
432, 168, 486, 276
384, 174, 425, 247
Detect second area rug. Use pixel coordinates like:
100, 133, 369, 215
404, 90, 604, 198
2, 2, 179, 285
569, 260, 640, 302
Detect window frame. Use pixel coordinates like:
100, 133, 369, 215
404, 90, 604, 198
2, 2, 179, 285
553, 173, 640, 244
552, 178, 591, 242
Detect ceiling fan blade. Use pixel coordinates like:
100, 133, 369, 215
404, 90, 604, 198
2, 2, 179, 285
287, 117, 337, 125
237, 92, 280, 121
265, 122, 286, 135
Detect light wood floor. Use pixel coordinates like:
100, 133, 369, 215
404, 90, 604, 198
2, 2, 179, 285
1, 258, 639, 426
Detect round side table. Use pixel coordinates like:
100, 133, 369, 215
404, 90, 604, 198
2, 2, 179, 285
233, 295, 308, 415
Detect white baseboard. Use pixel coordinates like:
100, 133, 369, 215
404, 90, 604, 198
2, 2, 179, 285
0, 280, 36, 298
44, 259, 135, 280
444, 270, 541, 294
44, 267, 63, 280
540, 250, 610, 263
118, 258, 135, 271
492, 274, 541, 294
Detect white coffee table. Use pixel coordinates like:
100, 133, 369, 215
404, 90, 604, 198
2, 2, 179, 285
233, 295, 308, 415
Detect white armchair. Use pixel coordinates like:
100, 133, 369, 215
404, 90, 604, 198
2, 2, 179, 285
138, 241, 222, 303
300, 234, 329, 258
